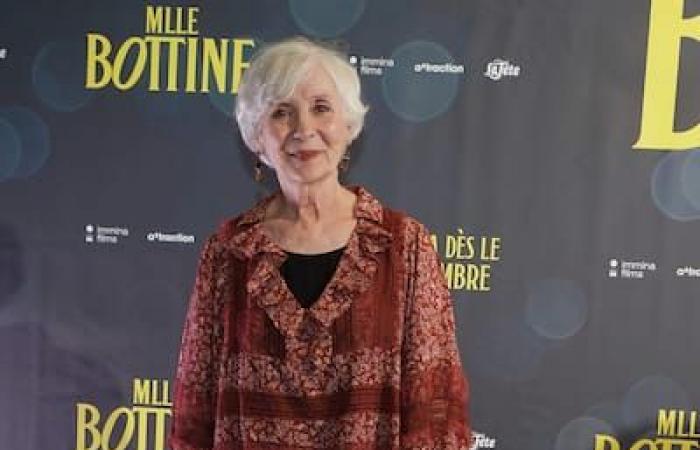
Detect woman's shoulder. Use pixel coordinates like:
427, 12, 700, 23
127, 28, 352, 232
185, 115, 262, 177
381, 206, 426, 235
358, 189, 432, 245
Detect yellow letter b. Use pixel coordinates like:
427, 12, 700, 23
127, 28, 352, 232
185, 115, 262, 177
85, 33, 113, 89
594, 434, 621, 450
75, 403, 100, 450
635, 0, 700, 150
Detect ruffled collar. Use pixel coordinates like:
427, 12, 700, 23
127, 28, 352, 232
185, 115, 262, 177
223, 186, 393, 338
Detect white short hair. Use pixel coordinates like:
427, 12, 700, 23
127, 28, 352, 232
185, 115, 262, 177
235, 36, 368, 153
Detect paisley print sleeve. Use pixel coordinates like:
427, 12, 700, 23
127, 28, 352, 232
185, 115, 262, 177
400, 222, 471, 449
169, 236, 225, 450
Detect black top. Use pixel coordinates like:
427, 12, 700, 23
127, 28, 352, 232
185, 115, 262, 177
280, 247, 345, 309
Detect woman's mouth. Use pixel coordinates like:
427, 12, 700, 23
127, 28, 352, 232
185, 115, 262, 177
293, 150, 322, 161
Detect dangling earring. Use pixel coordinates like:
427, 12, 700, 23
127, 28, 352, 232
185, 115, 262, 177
254, 159, 264, 182
339, 151, 351, 172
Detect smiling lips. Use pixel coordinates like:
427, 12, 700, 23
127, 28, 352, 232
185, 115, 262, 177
292, 150, 323, 161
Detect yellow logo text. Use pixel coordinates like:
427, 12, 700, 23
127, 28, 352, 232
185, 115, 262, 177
75, 378, 172, 450
595, 409, 700, 450
635, 0, 700, 150
85, 5, 254, 93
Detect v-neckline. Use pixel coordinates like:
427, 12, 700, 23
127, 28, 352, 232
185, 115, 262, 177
267, 224, 358, 318
257, 191, 359, 316
247, 218, 374, 337
280, 246, 347, 309
231, 186, 394, 338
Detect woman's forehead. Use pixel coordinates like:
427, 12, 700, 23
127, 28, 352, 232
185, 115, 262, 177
293, 65, 339, 97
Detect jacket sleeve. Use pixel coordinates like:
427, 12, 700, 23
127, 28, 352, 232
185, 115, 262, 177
400, 223, 471, 449
169, 236, 225, 450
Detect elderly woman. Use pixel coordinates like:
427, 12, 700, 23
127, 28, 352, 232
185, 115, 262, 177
169, 37, 470, 449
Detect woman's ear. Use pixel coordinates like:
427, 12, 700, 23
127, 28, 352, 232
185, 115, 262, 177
254, 144, 271, 168
251, 135, 265, 162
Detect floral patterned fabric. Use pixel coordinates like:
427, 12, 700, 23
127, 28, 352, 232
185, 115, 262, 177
169, 186, 471, 449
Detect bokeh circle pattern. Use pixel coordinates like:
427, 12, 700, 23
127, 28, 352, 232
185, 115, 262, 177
382, 40, 461, 122
585, 401, 625, 434
651, 151, 700, 221
0, 107, 51, 179
468, 312, 547, 382
555, 417, 614, 450
525, 279, 588, 340
289, 0, 366, 38
680, 149, 700, 209
32, 40, 95, 112
0, 119, 21, 181
622, 375, 691, 430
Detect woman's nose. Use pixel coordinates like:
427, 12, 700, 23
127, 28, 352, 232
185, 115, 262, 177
292, 110, 315, 139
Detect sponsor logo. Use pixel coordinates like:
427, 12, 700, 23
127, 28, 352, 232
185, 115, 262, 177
595, 409, 700, 449
85, 5, 254, 94
413, 61, 465, 74
76, 378, 171, 450
349, 54, 395, 76
471, 430, 497, 449
676, 265, 700, 278
607, 258, 657, 279
146, 231, 196, 244
484, 58, 520, 81
85, 224, 129, 244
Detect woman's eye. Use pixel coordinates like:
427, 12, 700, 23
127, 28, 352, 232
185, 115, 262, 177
313, 103, 331, 113
271, 108, 289, 119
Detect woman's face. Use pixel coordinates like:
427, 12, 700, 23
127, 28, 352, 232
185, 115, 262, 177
257, 64, 351, 185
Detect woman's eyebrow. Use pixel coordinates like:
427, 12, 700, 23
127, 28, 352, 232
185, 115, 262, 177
307, 93, 331, 101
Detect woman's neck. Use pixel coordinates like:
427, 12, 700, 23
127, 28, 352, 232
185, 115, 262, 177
274, 176, 353, 226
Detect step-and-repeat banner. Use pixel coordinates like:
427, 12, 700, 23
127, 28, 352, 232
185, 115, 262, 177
2, 0, 699, 449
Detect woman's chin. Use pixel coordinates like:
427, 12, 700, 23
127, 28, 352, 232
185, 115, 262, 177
287, 166, 338, 185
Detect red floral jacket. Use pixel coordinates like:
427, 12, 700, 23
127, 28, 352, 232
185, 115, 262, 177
169, 186, 471, 449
